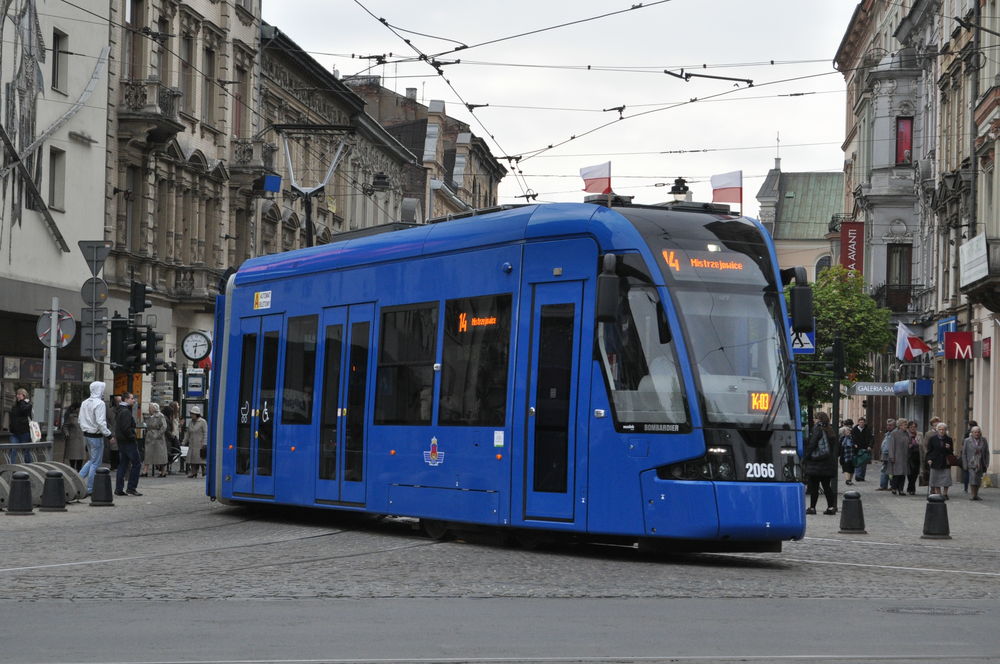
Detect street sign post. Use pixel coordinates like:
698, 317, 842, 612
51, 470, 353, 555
788, 316, 816, 355
78, 240, 112, 276
36, 309, 75, 348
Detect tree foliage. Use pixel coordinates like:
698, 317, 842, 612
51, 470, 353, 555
795, 265, 894, 406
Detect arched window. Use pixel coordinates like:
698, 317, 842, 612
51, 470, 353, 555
815, 255, 831, 278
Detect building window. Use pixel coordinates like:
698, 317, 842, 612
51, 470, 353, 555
815, 255, 831, 278
233, 66, 249, 138
202, 46, 216, 125
125, 166, 142, 253
896, 117, 913, 165
51, 30, 68, 92
48, 147, 66, 211
123, 0, 143, 80
375, 303, 438, 425
180, 35, 194, 114
153, 18, 170, 83
439, 294, 512, 426
887, 243, 913, 285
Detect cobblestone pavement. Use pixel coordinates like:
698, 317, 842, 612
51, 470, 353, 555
2, 471, 998, 603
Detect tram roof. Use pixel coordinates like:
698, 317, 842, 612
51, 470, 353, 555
234, 202, 742, 285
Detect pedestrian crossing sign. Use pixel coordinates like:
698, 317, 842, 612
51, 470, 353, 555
788, 316, 815, 354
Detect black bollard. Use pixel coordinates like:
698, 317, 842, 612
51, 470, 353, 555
40, 470, 67, 512
90, 467, 115, 507
6, 471, 34, 516
921, 494, 951, 539
838, 490, 867, 534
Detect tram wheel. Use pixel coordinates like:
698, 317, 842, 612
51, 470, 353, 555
421, 519, 452, 540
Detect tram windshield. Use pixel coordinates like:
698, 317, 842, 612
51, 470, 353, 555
596, 254, 688, 432
622, 209, 794, 429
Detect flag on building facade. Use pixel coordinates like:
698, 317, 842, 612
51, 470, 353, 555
580, 161, 612, 194
896, 322, 932, 361
710, 170, 742, 204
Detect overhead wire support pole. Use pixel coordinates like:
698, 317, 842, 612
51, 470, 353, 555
274, 124, 354, 248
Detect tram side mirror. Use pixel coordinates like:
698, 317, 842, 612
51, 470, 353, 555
790, 285, 813, 333
596, 254, 619, 323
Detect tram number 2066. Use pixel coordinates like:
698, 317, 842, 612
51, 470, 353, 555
745, 462, 776, 479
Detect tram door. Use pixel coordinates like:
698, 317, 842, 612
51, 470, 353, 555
523, 281, 583, 521
315, 303, 374, 505
232, 314, 283, 497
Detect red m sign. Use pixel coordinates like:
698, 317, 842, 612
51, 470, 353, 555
944, 331, 974, 360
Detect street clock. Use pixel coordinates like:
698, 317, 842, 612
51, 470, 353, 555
181, 330, 212, 362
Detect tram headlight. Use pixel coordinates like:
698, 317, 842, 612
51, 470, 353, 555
657, 446, 734, 481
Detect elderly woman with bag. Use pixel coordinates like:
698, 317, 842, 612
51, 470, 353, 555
926, 422, 955, 499
185, 406, 208, 478
962, 426, 991, 501
142, 403, 169, 478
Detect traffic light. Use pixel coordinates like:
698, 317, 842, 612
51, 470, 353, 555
129, 281, 152, 315
822, 337, 846, 380
145, 328, 165, 373
110, 317, 128, 368
124, 325, 143, 372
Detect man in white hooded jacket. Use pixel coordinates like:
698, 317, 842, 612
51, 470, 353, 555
77, 381, 112, 495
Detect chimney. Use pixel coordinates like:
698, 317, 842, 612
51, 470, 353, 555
406, 87, 417, 101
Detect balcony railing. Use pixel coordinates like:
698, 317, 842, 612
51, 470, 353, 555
120, 79, 181, 119
231, 138, 277, 171
871, 283, 924, 313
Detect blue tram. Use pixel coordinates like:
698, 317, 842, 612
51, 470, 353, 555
207, 201, 814, 551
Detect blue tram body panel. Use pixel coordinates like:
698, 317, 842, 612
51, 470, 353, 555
211, 202, 808, 549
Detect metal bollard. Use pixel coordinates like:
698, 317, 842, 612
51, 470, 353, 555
6, 471, 34, 515
921, 493, 951, 539
838, 490, 867, 534
40, 470, 67, 512
90, 467, 115, 507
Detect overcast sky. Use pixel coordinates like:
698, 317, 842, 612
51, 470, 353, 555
262, 0, 860, 218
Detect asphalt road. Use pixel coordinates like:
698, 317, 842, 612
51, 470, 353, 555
1, 473, 997, 664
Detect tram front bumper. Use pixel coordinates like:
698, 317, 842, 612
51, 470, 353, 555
640, 472, 805, 541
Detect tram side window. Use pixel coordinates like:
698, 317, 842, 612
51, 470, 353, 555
282, 315, 318, 425
375, 303, 438, 425
440, 294, 512, 426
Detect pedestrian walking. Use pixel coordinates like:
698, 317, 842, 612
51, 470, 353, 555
142, 403, 168, 478
164, 402, 180, 474
114, 393, 143, 496
851, 417, 873, 481
888, 418, 910, 496
959, 420, 978, 493
804, 411, 839, 515
876, 418, 895, 491
926, 422, 954, 499
106, 394, 121, 470
839, 420, 855, 486
62, 402, 86, 471
962, 426, 990, 501
7, 387, 34, 463
905, 420, 921, 495
77, 382, 112, 496
185, 406, 208, 478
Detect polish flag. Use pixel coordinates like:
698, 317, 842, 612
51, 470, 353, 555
580, 161, 612, 194
711, 170, 742, 204
896, 322, 932, 361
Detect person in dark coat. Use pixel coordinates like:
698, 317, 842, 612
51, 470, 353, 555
8, 388, 34, 463
803, 411, 840, 515
851, 417, 874, 481
114, 393, 142, 496
926, 422, 954, 499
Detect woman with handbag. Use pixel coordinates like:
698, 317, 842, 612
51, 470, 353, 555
962, 426, 990, 501
925, 422, 954, 499
803, 411, 840, 515
184, 406, 208, 478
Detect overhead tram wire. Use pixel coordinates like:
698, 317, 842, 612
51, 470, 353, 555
59, 0, 403, 223
351, 0, 536, 200
424, 0, 676, 58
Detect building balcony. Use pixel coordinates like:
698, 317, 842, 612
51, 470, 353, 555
117, 79, 184, 144
871, 283, 925, 313
230, 138, 277, 173
960, 235, 1000, 313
